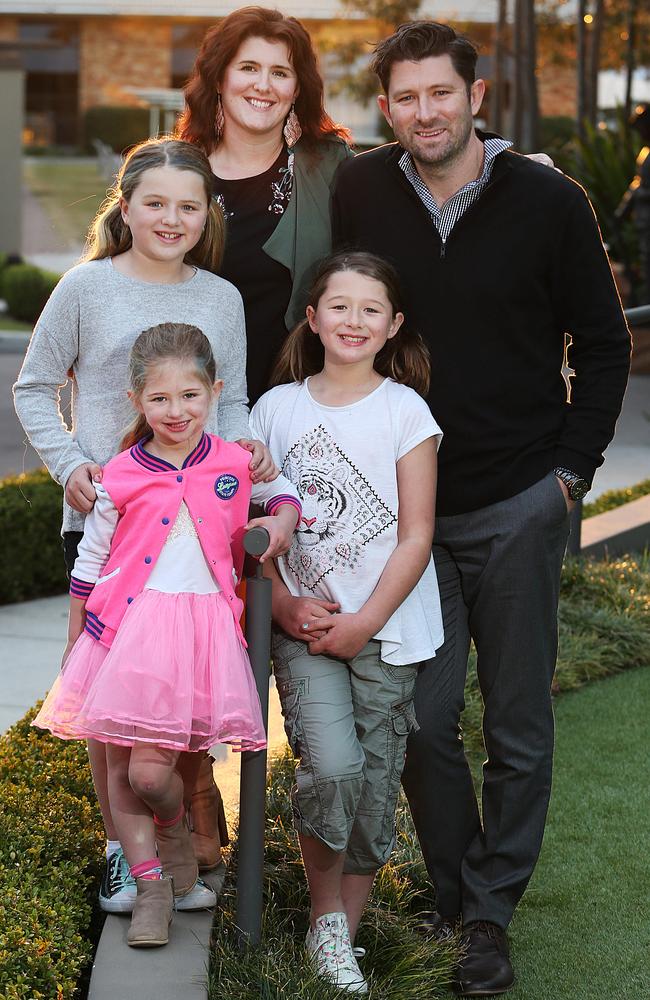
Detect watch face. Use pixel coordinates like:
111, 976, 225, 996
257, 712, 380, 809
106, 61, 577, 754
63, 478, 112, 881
569, 479, 589, 501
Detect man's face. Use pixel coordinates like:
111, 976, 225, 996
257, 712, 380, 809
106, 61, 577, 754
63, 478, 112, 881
378, 54, 485, 169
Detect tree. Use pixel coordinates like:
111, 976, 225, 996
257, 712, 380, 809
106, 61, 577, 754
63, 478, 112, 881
489, 0, 508, 134
323, 0, 423, 106
513, 0, 539, 150
577, 0, 588, 140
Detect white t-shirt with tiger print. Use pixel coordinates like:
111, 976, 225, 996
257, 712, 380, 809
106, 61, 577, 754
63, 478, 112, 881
250, 377, 443, 665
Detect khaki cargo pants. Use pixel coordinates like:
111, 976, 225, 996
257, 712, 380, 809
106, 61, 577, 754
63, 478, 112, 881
272, 635, 419, 875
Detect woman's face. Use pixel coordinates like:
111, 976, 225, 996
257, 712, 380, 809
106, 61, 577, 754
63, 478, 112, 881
220, 36, 299, 141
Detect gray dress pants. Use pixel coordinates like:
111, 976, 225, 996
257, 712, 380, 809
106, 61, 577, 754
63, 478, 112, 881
401, 472, 570, 928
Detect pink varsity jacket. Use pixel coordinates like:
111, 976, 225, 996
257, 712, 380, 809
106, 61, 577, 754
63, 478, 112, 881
69, 433, 300, 647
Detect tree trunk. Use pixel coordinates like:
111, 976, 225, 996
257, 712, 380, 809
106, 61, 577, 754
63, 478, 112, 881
490, 0, 508, 134
513, 0, 524, 147
521, 0, 539, 150
588, 0, 604, 125
624, 0, 639, 119
576, 0, 587, 142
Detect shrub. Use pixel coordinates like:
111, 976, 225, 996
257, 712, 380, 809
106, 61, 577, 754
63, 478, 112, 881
569, 109, 640, 272
0, 253, 25, 298
539, 115, 577, 174
83, 106, 151, 154
0, 468, 67, 604
3, 265, 60, 323
583, 477, 650, 518
0, 706, 103, 1000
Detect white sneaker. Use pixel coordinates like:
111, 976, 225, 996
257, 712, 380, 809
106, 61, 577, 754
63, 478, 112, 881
98, 848, 136, 913
174, 877, 217, 911
306, 911, 368, 994
99, 849, 216, 914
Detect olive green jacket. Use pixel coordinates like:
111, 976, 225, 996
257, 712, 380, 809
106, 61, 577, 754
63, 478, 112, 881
263, 137, 353, 330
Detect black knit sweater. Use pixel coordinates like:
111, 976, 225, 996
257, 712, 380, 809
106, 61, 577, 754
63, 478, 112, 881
332, 141, 631, 516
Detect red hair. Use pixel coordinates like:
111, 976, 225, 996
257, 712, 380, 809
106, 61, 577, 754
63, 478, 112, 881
177, 6, 350, 153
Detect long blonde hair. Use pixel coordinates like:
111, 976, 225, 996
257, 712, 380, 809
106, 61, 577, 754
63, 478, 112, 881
120, 323, 217, 450
83, 137, 225, 273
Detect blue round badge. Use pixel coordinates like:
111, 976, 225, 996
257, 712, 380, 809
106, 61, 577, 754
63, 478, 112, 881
215, 473, 239, 500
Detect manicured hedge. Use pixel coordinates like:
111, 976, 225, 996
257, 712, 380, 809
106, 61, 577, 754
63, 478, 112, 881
0, 469, 68, 604
83, 106, 151, 154
2, 265, 60, 323
0, 709, 103, 999
583, 477, 650, 518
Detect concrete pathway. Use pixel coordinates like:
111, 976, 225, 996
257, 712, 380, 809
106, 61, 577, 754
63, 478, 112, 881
591, 374, 650, 496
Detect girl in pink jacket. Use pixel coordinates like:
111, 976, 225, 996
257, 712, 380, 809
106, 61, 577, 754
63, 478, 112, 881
34, 322, 301, 948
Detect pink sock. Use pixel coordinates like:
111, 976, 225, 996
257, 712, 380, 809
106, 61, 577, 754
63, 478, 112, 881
131, 858, 162, 880
153, 805, 184, 828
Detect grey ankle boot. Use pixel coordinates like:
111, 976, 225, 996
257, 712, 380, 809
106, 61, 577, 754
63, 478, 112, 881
127, 875, 174, 948
155, 813, 198, 897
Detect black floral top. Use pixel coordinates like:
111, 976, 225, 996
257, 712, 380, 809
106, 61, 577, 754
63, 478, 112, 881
213, 148, 294, 405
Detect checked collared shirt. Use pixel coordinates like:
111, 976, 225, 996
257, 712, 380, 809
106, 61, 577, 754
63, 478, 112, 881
399, 136, 512, 245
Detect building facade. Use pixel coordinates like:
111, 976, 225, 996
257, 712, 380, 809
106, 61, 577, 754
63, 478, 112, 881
0, 1, 577, 149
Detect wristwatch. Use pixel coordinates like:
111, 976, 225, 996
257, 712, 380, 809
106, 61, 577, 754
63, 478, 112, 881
554, 467, 590, 502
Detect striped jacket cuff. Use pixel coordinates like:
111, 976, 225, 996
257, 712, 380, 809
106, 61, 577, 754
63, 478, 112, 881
69, 576, 95, 600
264, 495, 302, 517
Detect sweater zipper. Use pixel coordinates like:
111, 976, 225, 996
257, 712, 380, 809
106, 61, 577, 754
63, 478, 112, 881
435, 168, 508, 259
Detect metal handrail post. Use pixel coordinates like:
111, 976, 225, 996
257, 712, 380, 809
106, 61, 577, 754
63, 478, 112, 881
236, 527, 272, 949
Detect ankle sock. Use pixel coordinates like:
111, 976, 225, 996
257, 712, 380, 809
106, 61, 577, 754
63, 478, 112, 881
106, 839, 121, 860
130, 858, 163, 881
153, 805, 184, 829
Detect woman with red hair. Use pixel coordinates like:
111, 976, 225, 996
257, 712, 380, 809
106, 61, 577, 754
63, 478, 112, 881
178, 6, 352, 404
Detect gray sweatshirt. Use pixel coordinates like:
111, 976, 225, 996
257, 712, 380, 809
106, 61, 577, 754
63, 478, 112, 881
13, 257, 251, 533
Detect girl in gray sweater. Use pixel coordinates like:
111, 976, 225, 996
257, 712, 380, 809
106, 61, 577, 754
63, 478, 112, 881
14, 136, 274, 915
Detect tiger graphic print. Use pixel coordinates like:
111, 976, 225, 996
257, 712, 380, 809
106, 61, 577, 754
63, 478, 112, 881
283, 424, 396, 591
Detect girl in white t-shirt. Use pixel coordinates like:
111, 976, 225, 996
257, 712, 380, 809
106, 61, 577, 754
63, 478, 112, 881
250, 251, 443, 994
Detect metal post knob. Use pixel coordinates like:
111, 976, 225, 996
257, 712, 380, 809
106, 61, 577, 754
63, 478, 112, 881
243, 526, 270, 559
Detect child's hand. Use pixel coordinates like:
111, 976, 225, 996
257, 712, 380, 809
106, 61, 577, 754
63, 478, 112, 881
307, 613, 374, 661
246, 513, 295, 563
65, 462, 103, 513
237, 439, 279, 483
274, 594, 340, 641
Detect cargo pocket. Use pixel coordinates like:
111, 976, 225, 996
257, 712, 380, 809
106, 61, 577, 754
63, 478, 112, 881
275, 675, 309, 757
389, 699, 419, 780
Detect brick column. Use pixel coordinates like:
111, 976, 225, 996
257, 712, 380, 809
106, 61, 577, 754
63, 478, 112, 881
79, 17, 172, 112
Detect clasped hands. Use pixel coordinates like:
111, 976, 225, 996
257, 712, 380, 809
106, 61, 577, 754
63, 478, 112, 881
274, 594, 373, 661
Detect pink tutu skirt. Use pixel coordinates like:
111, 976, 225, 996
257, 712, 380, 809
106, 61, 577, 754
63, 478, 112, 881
33, 590, 266, 752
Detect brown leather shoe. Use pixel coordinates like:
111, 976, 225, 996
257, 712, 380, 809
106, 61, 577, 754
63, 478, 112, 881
455, 921, 514, 996
188, 754, 229, 871
127, 876, 173, 948
155, 810, 198, 897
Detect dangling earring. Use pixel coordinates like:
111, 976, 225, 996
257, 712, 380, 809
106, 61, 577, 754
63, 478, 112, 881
215, 93, 225, 141
283, 104, 302, 148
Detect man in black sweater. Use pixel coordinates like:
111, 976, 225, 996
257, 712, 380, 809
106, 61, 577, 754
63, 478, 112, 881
332, 21, 630, 997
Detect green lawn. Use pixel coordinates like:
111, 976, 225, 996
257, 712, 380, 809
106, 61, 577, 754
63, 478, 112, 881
0, 315, 31, 332
505, 668, 650, 1000
23, 159, 108, 247
209, 555, 650, 1000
